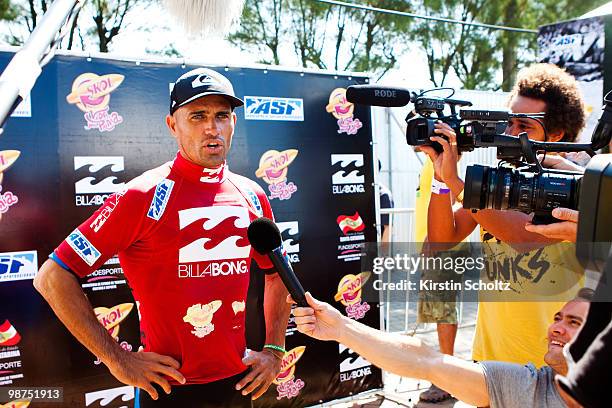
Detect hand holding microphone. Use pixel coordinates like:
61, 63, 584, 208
247, 217, 308, 307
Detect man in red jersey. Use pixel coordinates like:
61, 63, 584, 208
34, 68, 291, 407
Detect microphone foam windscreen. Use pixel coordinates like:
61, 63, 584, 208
247, 217, 282, 254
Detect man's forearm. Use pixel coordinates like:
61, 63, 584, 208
263, 273, 291, 347
34, 260, 124, 367
335, 315, 489, 406
427, 176, 475, 245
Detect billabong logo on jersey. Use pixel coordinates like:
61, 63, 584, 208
0, 320, 21, 347
147, 179, 174, 221
84, 385, 134, 407
74, 156, 126, 207
331, 154, 365, 195
90, 190, 126, 232
0, 251, 38, 283
277, 221, 300, 263
67, 229, 101, 266
178, 206, 250, 263
245, 96, 304, 121
339, 344, 372, 382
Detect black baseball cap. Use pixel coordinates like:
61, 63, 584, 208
170, 68, 244, 114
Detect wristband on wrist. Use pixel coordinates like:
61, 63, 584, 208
263, 344, 286, 354
431, 178, 450, 195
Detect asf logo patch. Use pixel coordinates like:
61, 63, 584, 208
67, 229, 101, 266
147, 179, 174, 221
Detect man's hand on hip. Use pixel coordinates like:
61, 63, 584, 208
107, 349, 185, 400
236, 350, 282, 400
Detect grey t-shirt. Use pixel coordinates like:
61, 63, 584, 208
481, 361, 566, 408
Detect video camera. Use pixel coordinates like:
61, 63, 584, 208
346, 85, 612, 225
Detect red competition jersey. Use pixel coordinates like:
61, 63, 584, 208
55, 152, 275, 384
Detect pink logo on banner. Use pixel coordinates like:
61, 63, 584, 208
325, 88, 363, 135
66, 73, 125, 132
274, 346, 306, 400
0, 185, 18, 214
255, 149, 299, 201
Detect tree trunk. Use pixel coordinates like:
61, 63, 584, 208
501, 0, 518, 91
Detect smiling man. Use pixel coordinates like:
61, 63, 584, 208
290, 288, 593, 408
33, 68, 290, 407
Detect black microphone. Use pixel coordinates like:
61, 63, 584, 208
346, 85, 414, 107
247, 217, 308, 307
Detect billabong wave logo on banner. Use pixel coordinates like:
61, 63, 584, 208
245, 96, 304, 121
325, 88, 362, 134
255, 149, 299, 201
66, 73, 124, 132
178, 206, 251, 263
335, 272, 371, 320
331, 154, 365, 195
277, 221, 300, 263
0, 320, 21, 347
84, 385, 134, 407
274, 346, 306, 400
339, 344, 372, 382
74, 156, 126, 207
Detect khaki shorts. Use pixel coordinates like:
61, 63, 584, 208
417, 258, 462, 324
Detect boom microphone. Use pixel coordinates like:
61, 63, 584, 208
247, 218, 308, 307
346, 85, 414, 107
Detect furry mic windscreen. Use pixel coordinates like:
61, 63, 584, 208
162, 0, 245, 37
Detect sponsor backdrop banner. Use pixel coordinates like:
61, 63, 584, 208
0, 51, 381, 407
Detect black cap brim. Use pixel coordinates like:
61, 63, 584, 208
173, 91, 244, 114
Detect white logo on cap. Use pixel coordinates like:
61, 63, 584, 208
192, 75, 216, 89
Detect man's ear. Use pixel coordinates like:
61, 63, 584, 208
548, 129, 565, 142
166, 114, 177, 138
232, 111, 237, 126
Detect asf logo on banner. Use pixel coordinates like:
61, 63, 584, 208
339, 344, 372, 382
66, 73, 124, 132
331, 154, 365, 195
335, 272, 371, 320
277, 221, 300, 263
84, 385, 134, 407
325, 88, 363, 135
245, 96, 304, 121
0, 251, 38, 283
74, 156, 126, 207
336, 212, 365, 262
255, 149, 299, 201
273, 346, 306, 400
177, 206, 250, 278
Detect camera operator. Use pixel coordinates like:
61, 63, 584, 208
422, 63, 586, 369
